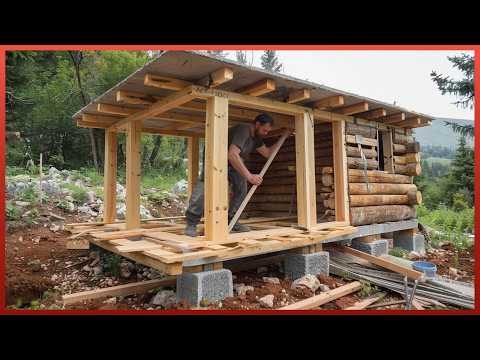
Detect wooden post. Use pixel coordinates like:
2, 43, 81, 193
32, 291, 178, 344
332, 120, 350, 223
204, 96, 229, 241
295, 111, 317, 230
103, 129, 118, 224
382, 130, 394, 173
125, 121, 142, 229
39, 153, 43, 204
187, 136, 199, 198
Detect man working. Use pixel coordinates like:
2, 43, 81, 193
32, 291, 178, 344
184, 113, 290, 237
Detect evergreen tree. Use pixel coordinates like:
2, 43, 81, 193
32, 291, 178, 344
235, 51, 247, 65
448, 136, 474, 206
205, 50, 226, 58
260, 50, 283, 72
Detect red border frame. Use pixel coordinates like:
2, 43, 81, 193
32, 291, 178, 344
0, 45, 478, 315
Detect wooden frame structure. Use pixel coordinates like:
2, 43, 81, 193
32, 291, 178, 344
69, 51, 432, 275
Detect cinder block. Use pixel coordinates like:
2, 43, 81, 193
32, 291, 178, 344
351, 239, 389, 256
284, 251, 329, 280
176, 269, 233, 307
394, 231, 425, 254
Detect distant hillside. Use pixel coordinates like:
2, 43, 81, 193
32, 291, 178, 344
413, 117, 474, 149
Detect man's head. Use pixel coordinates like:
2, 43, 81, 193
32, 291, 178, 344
253, 113, 273, 137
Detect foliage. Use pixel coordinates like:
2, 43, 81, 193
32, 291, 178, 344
17, 185, 39, 204
389, 247, 408, 258
236, 51, 248, 64
102, 253, 123, 278
64, 183, 87, 204
261, 50, 283, 72
6, 201, 22, 221
358, 280, 377, 297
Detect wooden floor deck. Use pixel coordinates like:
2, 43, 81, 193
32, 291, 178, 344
66, 217, 357, 275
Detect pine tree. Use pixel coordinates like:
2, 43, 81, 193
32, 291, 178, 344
205, 50, 226, 58
261, 50, 283, 72
447, 136, 474, 206
235, 51, 247, 65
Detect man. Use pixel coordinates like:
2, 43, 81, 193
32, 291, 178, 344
184, 113, 290, 237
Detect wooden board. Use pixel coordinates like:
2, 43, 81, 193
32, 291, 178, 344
103, 129, 117, 223
332, 120, 350, 223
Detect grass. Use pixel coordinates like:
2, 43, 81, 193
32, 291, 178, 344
63, 183, 87, 204
389, 247, 408, 258
6, 201, 22, 221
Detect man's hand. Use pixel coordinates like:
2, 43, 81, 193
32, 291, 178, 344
247, 174, 263, 186
282, 128, 292, 138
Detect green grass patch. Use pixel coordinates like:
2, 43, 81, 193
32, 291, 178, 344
63, 183, 87, 204
389, 247, 408, 258
6, 201, 22, 221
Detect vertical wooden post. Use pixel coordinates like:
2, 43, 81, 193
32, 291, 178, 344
204, 96, 229, 241
187, 136, 199, 198
332, 120, 350, 223
39, 153, 43, 204
382, 130, 394, 173
295, 111, 317, 230
125, 121, 142, 229
103, 129, 117, 224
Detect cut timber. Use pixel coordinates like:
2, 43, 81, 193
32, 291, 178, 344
287, 89, 311, 104
356, 108, 387, 120
393, 133, 414, 145
332, 120, 349, 223
347, 157, 378, 170
238, 79, 276, 96
338, 246, 423, 280
393, 141, 420, 154
197, 67, 234, 88
344, 293, 386, 310
381, 130, 394, 173
345, 134, 377, 147
397, 117, 422, 128
394, 163, 421, 176
125, 121, 142, 229
204, 96, 229, 242
295, 112, 317, 230
380, 112, 406, 124
103, 130, 117, 223
336, 102, 369, 115
66, 239, 90, 250
143, 74, 191, 90
116, 90, 153, 105
350, 205, 416, 226
349, 193, 420, 207
349, 183, 417, 195
62, 278, 176, 305
347, 146, 377, 158
279, 281, 362, 310
345, 123, 377, 138
348, 169, 412, 184
314, 95, 344, 110
394, 153, 420, 164
187, 136, 199, 198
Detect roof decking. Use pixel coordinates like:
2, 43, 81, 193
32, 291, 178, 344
73, 50, 433, 134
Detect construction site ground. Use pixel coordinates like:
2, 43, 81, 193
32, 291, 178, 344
5, 202, 475, 311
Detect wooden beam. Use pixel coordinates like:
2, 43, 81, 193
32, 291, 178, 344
287, 89, 311, 104
125, 121, 142, 229
141, 127, 204, 138
379, 112, 406, 124
110, 86, 197, 130
295, 112, 317, 230
187, 136, 200, 198
356, 108, 387, 120
197, 67, 234, 88
279, 281, 362, 310
332, 120, 350, 223
314, 95, 345, 110
82, 114, 118, 126
237, 78, 276, 96
396, 117, 422, 128
382, 130, 394, 173
336, 102, 369, 115
116, 90, 154, 105
103, 129, 117, 224
204, 96, 229, 242
144, 74, 191, 91
338, 246, 424, 280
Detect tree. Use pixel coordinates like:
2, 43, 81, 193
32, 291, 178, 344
205, 50, 226, 58
236, 51, 247, 64
261, 50, 283, 72
448, 136, 474, 207
431, 54, 474, 138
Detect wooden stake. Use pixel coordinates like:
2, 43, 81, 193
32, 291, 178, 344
39, 153, 43, 204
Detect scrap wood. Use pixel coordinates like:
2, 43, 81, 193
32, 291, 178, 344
279, 281, 362, 310
344, 292, 387, 310
366, 300, 406, 309
62, 278, 176, 305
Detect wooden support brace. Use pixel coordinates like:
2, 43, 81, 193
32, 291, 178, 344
125, 121, 142, 229
332, 120, 350, 223
103, 129, 117, 224
187, 136, 200, 198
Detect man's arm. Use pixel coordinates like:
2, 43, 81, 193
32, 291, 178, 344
228, 144, 263, 186
256, 128, 292, 159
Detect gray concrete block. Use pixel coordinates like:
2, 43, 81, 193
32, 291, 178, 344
176, 269, 233, 307
284, 251, 329, 280
394, 231, 425, 254
351, 239, 389, 256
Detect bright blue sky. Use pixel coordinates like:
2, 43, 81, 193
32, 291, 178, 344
219, 50, 474, 121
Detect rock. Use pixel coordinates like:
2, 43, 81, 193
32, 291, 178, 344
32, 236, 41, 244
258, 294, 274, 308
234, 283, 255, 296
29, 260, 41, 272
15, 201, 31, 207
151, 290, 176, 307
51, 274, 59, 282
318, 284, 330, 292
291, 274, 321, 292
103, 297, 117, 304
171, 179, 188, 194
48, 167, 60, 176
92, 266, 102, 276
263, 277, 280, 285
449, 267, 458, 277
408, 251, 421, 260
120, 262, 132, 279
82, 265, 92, 273
64, 196, 74, 202
86, 191, 96, 203
257, 266, 268, 274
18, 236, 23, 243
42, 180, 62, 195
49, 223, 60, 232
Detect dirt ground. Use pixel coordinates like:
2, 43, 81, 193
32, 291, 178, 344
4, 204, 475, 311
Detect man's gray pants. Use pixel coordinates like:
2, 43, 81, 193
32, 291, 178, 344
185, 165, 247, 226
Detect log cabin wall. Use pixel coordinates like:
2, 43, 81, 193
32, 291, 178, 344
244, 123, 334, 221
320, 120, 422, 226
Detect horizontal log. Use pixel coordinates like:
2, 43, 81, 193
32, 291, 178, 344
349, 192, 420, 207
350, 205, 416, 226
346, 134, 378, 147
347, 157, 378, 170
349, 183, 417, 195
347, 146, 377, 159
393, 141, 420, 154
348, 169, 412, 184
394, 163, 421, 176
321, 167, 334, 174
394, 153, 420, 165
393, 133, 414, 145
321, 174, 334, 187
346, 122, 378, 138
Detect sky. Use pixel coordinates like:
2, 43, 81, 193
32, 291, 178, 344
220, 50, 474, 120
